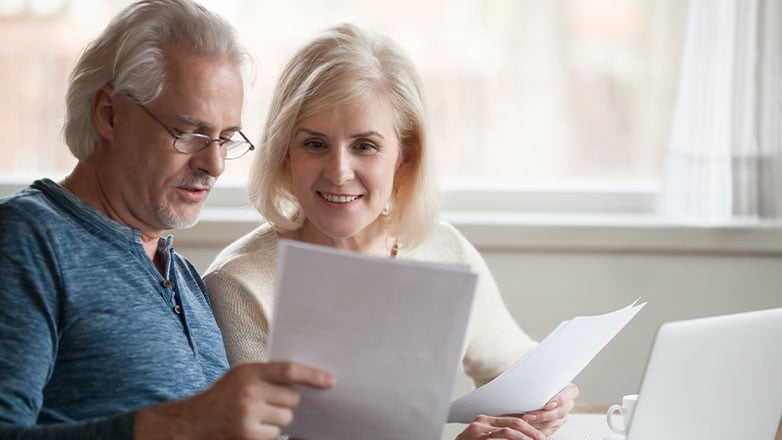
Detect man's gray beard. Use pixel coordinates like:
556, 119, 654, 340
157, 202, 199, 230
158, 174, 215, 229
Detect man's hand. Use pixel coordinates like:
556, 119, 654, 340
134, 362, 335, 440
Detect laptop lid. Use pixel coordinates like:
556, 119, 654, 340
628, 307, 782, 440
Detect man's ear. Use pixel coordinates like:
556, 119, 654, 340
92, 84, 117, 142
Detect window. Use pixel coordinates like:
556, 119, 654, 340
0, 0, 686, 209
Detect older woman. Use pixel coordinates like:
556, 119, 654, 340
205, 23, 578, 438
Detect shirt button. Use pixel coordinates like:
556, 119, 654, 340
173, 305, 182, 315
161, 279, 172, 288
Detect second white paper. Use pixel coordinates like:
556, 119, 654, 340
268, 240, 477, 440
448, 301, 645, 423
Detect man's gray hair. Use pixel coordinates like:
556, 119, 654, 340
63, 0, 251, 160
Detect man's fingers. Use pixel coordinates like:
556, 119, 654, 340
258, 361, 336, 389
256, 381, 302, 408
257, 405, 295, 427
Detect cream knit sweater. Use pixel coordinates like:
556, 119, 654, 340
204, 221, 534, 388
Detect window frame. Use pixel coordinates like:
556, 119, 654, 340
5, 177, 779, 257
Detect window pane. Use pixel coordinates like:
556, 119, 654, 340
0, 0, 685, 186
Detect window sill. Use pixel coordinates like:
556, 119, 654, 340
175, 208, 782, 257
4, 179, 780, 256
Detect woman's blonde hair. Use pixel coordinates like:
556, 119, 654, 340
248, 23, 438, 249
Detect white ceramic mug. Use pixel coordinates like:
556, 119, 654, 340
606, 394, 639, 435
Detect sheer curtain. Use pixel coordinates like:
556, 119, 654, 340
659, 0, 782, 223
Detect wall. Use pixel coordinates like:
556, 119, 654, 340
485, 249, 780, 392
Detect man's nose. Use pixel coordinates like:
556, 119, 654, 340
190, 141, 226, 178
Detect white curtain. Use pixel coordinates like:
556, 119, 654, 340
659, 0, 782, 223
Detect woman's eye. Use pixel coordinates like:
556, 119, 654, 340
355, 142, 377, 153
303, 139, 326, 150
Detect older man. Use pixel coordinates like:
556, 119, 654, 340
0, 1, 332, 439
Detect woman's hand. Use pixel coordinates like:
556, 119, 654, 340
455, 415, 548, 440
520, 383, 580, 436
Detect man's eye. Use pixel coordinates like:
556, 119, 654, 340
179, 133, 208, 144
221, 130, 241, 141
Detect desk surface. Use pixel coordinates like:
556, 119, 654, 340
551, 413, 613, 440
564, 403, 782, 440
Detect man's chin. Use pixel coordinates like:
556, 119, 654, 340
158, 205, 202, 230
166, 219, 199, 230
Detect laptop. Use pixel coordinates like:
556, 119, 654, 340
555, 307, 782, 440
628, 307, 782, 439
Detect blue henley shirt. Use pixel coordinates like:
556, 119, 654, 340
0, 179, 229, 439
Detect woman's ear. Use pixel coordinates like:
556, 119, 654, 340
92, 84, 117, 142
395, 148, 412, 183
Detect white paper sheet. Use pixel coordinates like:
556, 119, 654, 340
268, 240, 477, 440
448, 301, 645, 423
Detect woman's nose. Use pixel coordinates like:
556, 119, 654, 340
323, 147, 354, 184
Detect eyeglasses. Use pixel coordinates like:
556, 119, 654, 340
131, 98, 255, 160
